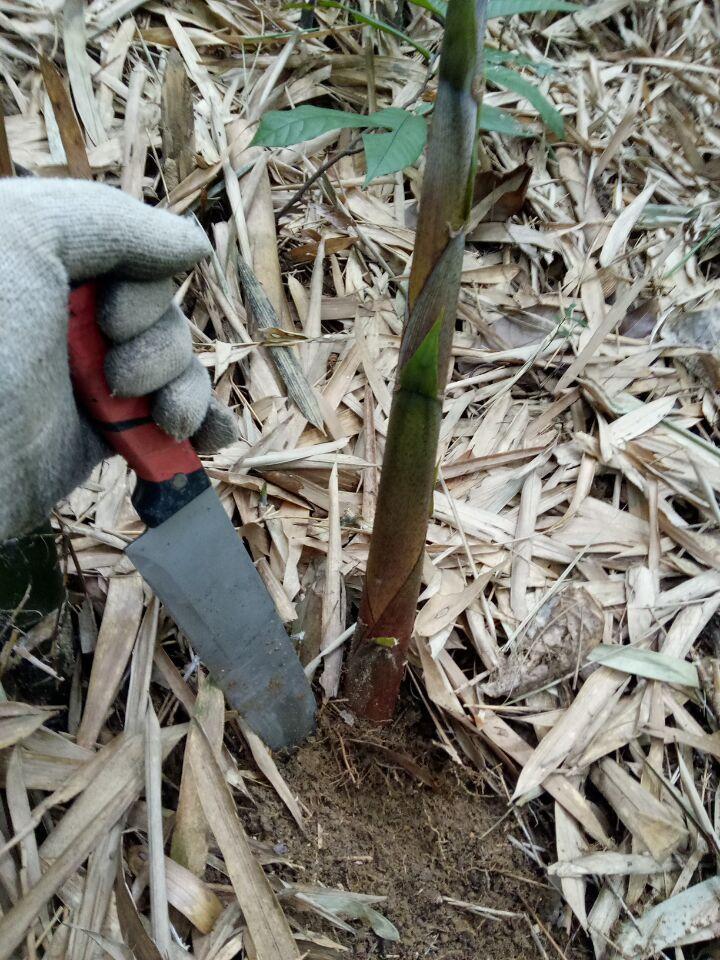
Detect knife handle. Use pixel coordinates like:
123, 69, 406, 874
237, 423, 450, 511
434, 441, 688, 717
67, 281, 210, 527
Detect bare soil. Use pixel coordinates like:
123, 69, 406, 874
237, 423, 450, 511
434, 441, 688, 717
240, 700, 593, 959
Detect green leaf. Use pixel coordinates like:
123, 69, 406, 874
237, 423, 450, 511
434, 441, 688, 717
368, 106, 419, 129
400, 317, 443, 398
362, 112, 426, 184
251, 104, 370, 147
587, 645, 700, 688
486, 64, 564, 136
484, 48, 555, 76
409, 0, 447, 16
252, 105, 428, 174
410, 0, 578, 19
310, 0, 432, 57
479, 103, 533, 137
488, 0, 579, 16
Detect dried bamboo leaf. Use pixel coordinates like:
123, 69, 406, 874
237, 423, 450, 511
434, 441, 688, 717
77, 574, 144, 749
320, 462, 344, 699
145, 702, 171, 955
549, 852, 675, 878
63, 0, 105, 145
161, 49, 196, 192
0, 109, 13, 176
115, 854, 163, 960
39, 55, 92, 178
513, 668, 630, 800
616, 876, 720, 958
587, 645, 699, 687
237, 716, 306, 833
171, 676, 225, 877
0, 710, 52, 749
599, 180, 656, 268
0, 732, 164, 960
555, 798, 588, 929
40, 726, 187, 862
236, 247, 323, 429
188, 720, 301, 960
162, 853, 223, 933
590, 758, 688, 862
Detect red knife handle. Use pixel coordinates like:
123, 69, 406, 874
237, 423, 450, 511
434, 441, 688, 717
67, 281, 210, 527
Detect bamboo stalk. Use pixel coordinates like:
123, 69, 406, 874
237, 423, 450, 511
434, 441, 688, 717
345, 0, 488, 720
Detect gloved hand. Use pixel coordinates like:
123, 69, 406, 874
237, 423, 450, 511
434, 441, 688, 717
0, 178, 237, 542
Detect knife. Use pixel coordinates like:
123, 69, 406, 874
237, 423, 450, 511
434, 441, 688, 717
67, 281, 316, 749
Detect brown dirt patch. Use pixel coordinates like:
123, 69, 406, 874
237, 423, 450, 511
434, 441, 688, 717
240, 701, 593, 960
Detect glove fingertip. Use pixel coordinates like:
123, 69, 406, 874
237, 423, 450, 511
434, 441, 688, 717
161, 218, 212, 274
152, 359, 211, 439
191, 397, 238, 455
105, 309, 192, 397
100, 279, 174, 343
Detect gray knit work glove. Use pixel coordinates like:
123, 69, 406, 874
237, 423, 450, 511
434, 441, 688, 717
0, 178, 237, 542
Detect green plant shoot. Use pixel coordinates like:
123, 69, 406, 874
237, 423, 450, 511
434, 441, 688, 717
344, 0, 488, 720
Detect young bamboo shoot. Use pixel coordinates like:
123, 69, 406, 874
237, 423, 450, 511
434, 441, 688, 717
345, 0, 488, 719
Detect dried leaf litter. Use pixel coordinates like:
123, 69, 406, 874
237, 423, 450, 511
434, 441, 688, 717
1, 1, 720, 958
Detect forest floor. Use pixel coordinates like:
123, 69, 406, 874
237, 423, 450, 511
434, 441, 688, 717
1, 0, 720, 957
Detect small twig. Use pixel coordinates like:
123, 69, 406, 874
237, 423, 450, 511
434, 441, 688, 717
304, 622, 356, 678
0, 582, 32, 678
518, 894, 570, 960
276, 142, 364, 220
334, 730, 358, 784
0, 110, 13, 177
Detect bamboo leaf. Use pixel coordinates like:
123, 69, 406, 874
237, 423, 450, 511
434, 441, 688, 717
235, 255, 324, 428
484, 48, 555, 74
617, 876, 720, 957
479, 103, 533, 137
296, 889, 400, 941
251, 104, 370, 147
162, 855, 223, 933
309, 0, 432, 57
587, 645, 699, 687
0, 711, 53, 750
488, 0, 579, 16
408, 0, 447, 16
170, 677, 224, 878
369, 106, 421, 130
362, 112, 426, 184
486, 64, 564, 135
409, 0, 579, 19
188, 720, 301, 960
254, 103, 427, 184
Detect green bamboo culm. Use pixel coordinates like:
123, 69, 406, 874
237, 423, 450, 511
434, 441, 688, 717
345, 0, 488, 720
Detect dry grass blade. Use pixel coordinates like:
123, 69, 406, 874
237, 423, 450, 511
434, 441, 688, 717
236, 254, 323, 429
236, 716, 306, 832
0, 733, 159, 960
171, 676, 225, 876
76, 574, 144, 749
38, 55, 92, 178
0, 704, 55, 748
0, 109, 12, 176
188, 719, 301, 960
144, 701, 170, 955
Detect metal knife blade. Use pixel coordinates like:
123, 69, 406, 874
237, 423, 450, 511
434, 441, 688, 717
126, 487, 315, 748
